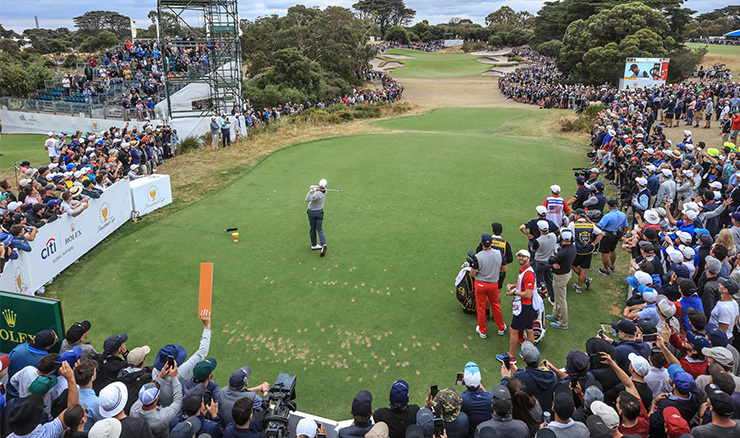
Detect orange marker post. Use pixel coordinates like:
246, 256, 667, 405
199, 263, 213, 317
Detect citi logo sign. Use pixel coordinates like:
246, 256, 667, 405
41, 238, 57, 260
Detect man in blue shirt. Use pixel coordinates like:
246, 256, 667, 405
6, 330, 58, 397
220, 114, 231, 148
460, 362, 493, 438
597, 199, 629, 276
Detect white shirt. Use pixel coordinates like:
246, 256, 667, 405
709, 299, 740, 339
45, 138, 57, 158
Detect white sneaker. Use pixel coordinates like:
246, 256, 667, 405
320, 244, 327, 257
476, 325, 487, 339
311, 245, 321, 250
498, 324, 507, 336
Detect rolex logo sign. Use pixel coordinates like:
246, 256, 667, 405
2, 309, 16, 328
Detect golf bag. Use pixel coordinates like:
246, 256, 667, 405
454, 252, 477, 314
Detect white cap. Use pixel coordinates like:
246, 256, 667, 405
49, 163, 58, 169
535, 205, 547, 215
561, 229, 573, 241
515, 249, 530, 257
131, 164, 139, 169
73, 171, 83, 179
7, 201, 21, 211
590, 168, 600, 174
683, 202, 699, 212
537, 220, 549, 231
684, 130, 692, 137
676, 231, 692, 243
464, 367, 482, 387
680, 245, 695, 260
646, 150, 655, 157
99, 382, 128, 418
550, 185, 561, 194
710, 181, 723, 189
635, 177, 647, 186
45, 175, 53, 181
635, 271, 652, 285
319, 179, 327, 188
88, 418, 122, 438
683, 210, 698, 221
48, 131, 55, 137
661, 169, 672, 177
627, 353, 650, 377
667, 249, 684, 264
296, 418, 317, 438
590, 401, 620, 430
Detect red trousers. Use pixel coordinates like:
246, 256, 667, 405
474, 280, 505, 334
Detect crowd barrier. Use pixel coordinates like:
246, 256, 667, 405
0, 175, 172, 296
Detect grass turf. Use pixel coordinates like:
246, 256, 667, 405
686, 42, 740, 56
382, 49, 491, 78
48, 107, 626, 420
0, 134, 52, 176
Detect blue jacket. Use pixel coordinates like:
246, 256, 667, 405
9, 236, 31, 252
503, 366, 557, 414
170, 413, 223, 438
647, 175, 660, 196
461, 387, 493, 438
6, 343, 49, 396
613, 340, 651, 374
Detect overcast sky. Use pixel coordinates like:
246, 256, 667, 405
0, 0, 732, 34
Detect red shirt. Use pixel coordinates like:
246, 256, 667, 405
619, 398, 649, 438
732, 114, 740, 130
518, 264, 535, 306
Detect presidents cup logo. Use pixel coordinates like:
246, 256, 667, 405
41, 238, 57, 260
14, 267, 27, 295
2, 309, 16, 328
99, 202, 110, 223
147, 186, 158, 202
96, 202, 116, 233
91, 120, 99, 130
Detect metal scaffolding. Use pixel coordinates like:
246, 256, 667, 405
157, 0, 242, 119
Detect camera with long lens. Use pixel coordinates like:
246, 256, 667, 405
263, 373, 298, 438
573, 167, 590, 179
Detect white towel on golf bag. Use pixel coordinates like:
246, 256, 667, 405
532, 284, 544, 313
455, 267, 471, 286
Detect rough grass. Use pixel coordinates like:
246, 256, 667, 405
48, 107, 624, 420
0, 134, 55, 177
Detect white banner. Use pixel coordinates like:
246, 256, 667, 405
0, 110, 164, 135
130, 175, 173, 216
0, 180, 132, 295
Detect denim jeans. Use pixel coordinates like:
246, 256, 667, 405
307, 209, 325, 246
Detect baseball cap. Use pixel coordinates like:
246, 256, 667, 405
319, 179, 327, 188
706, 383, 735, 417
193, 358, 217, 382
7, 201, 21, 211
607, 199, 618, 207
537, 220, 549, 231
30, 329, 57, 350
628, 353, 650, 377
643, 210, 660, 224
672, 371, 696, 394
433, 388, 462, 422
65, 321, 92, 344
535, 205, 547, 215
586, 415, 612, 438
710, 181, 723, 189
0, 354, 10, 372
561, 229, 573, 241
405, 425, 424, 438
634, 271, 652, 285
702, 346, 734, 368
641, 288, 657, 303
705, 256, 721, 275
59, 346, 83, 369
590, 401, 619, 430
389, 379, 409, 404
138, 382, 160, 405
705, 324, 728, 347
229, 366, 252, 389
662, 406, 690, 436
574, 208, 586, 216
718, 277, 740, 295
583, 383, 603, 408
521, 341, 540, 365
686, 332, 712, 351
29, 375, 58, 396
351, 390, 372, 417
464, 361, 481, 387
611, 319, 636, 335
635, 177, 647, 186
88, 418, 122, 438
576, 176, 585, 184
154, 344, 187, 370
490, 384, 511, 414
550, 185, 561, 194
657, 299, 676, 318
296, 418, 317, 438
126, 346, 150, 366
99, 382, 128, 418
103, 333, 127, 353
481, 234, 493, 246
182, 385, 206, 413
170, 417, 201, 438
515, 249, 530, 258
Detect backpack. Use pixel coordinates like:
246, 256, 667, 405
117, 366, 155, 415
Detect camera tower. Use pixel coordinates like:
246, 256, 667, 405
156, 0, 242, 119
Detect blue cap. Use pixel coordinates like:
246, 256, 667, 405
686, 332, 711, 351
672, 264, 691, 279
611, 319, 636, 335
733, 212, 740, 222
481, 234, 493, 245
704, 323, 728, 347
667, 363, 684, 379
576, 176, 585, 184
154, 344, 187, 370
389, 379, 409, 404
672, 371, 696, 394
0, 233, 12, 244
595, 182, 605, 190
59, 346, 82, 368
66, 164, 76, 171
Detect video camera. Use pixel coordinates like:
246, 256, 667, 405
264, 373, 298, 438
573, 167, 591, 179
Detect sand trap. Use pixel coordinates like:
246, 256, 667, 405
382, 54, 416, 60
469, 49, 512, 56
476, 56, 510, 64
381, 61, 404, 70
480, 71, 500, 76
486, 66, 521, 75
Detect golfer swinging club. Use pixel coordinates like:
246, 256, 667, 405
306, 179, 328, 257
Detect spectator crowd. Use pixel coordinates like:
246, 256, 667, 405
375, 41, 444, 53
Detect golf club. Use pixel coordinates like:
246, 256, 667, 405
309, 186, 343, 192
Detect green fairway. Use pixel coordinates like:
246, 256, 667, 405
49, 107, 624, 419
686, 42, 740, 56
382, 49, 491, 78
0, 134, 52, 176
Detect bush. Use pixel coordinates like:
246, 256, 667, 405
462, 41, 488, 53
535, 40, 562, 58
559, 103, 604, 133
488, 35, 502, 47
336, 110, 354, 122
384, 26, 410, 45
62, 54, 78, 69
351, 105, 381, 119
179, 136, 200, 154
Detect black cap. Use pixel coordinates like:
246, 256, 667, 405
586, 415, 612, 438
352, 390, 373, 417
9, 395, 44, 435
706, 383, 735, 417
65, 321, 91, 343
607, 199, 618, 207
